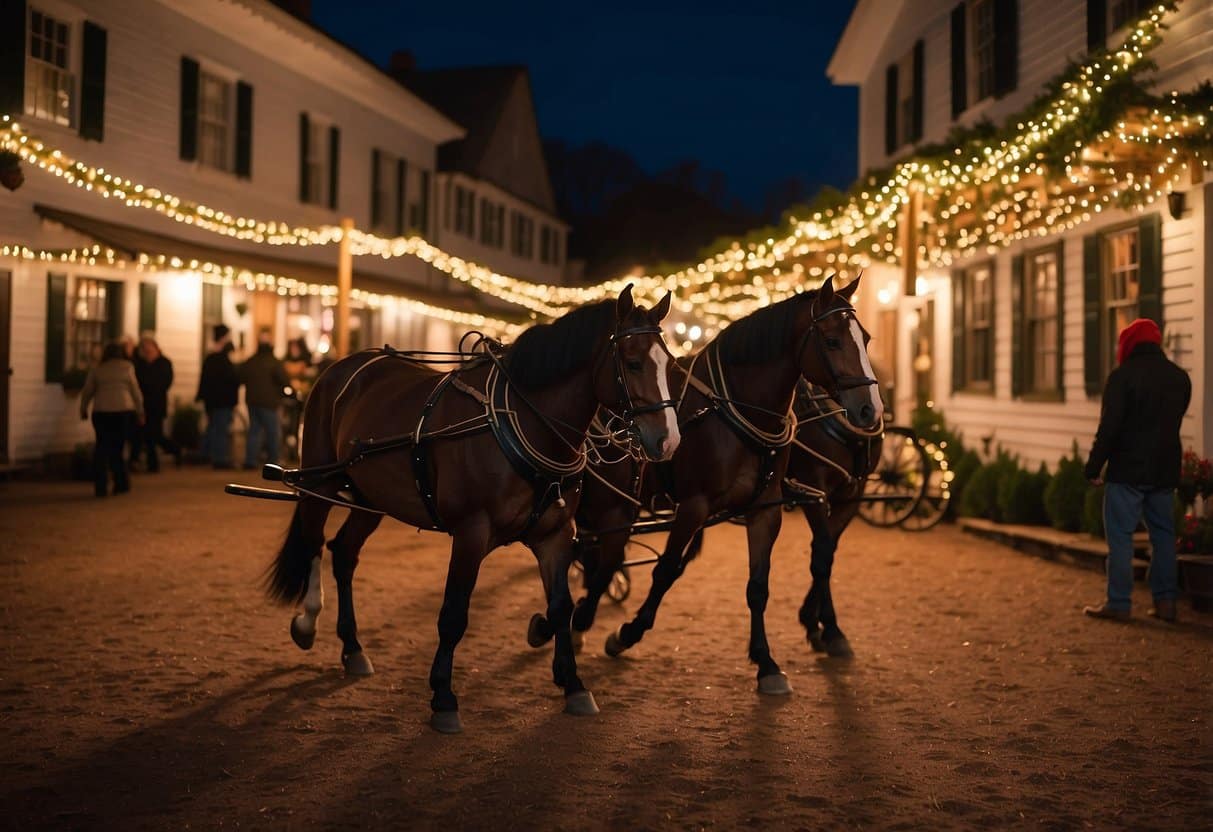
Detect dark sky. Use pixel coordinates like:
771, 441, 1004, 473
311, 0, 858, 210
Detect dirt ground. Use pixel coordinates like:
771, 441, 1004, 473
0, 468, 1210, 830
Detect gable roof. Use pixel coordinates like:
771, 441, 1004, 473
827, 0, 906, 85
399, 66, 559, 215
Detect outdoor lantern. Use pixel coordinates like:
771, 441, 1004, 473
1167, 190, 1186, 220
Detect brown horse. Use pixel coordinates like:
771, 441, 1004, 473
545, 276, 882, 694
263, 287, 680, 732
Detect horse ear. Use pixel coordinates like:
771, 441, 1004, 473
837, 273, 861, 301
616, 283, 635, 321
814, 274, 836, 314
651, 290, 672, 323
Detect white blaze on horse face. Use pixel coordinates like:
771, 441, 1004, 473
850, 318, 884, 422
649, 343, 681, 458
296, 556, 324, 634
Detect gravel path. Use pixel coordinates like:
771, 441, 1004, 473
1, 468, 1210, 830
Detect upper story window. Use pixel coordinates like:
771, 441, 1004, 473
884, 41, 923, 155
298, 113, 338, 208
454, 185, 475, 237
510, 211, 534, 259
408, 169, 430, 235
539, 226, 562, 266
479, 198, 504, 248
371, 149, 403, 235
180, 57, 252, 179
25, 8, 74, 127
1108, 0, 1150, 31
950, 0, 1018, 118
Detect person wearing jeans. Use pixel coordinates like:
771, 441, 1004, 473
240, 329, 289, 470
196, 324, 240, 469
1085, 318, 1191, 622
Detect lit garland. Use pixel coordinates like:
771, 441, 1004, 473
1, 1, 1208, 319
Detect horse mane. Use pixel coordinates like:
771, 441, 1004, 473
715, 290, 819, 365
503, 299, 617, 389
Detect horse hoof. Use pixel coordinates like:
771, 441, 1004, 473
604, 627, 627, 658
430, 710, 463, 734
571, 628, 585, 653
825, 636, 854, 658
757, 672, 793, 696
527, 613, 552, 648
564, 690, 600, 716
342, 651, 375, 676
290, 615, 315, 650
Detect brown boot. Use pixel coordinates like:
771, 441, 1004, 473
1148, 599, 1177, 623
1084, 603, 1130, 621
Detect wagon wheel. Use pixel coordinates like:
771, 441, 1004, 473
898, 438, 953, 531
857, 426, 928, 527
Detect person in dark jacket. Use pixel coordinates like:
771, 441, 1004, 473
1084, 318, 1191, 623
134, 335, 181, 472
196, 324, 240, 469
240, 328, 289, 470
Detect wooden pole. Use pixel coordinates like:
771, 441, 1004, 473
336, 216, 353, 358
903, 188, 920, 297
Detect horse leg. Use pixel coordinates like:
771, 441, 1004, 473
605, 499, 708, 657
428, 519, 489, 734
328, 511, 383, 676
797, 503, 826, 650
571, 529, 630, 645
278, 497, 334, 651
746, 505, 791, 694
802, 503, 854, 658
817, 505, 857, 657
531, 523, 598, 715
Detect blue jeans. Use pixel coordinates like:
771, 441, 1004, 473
245, 406, 280, 467
205, 407, 234, 467
1103, 483, 1178, 611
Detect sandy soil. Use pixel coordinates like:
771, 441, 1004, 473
0, 468, 1210, 830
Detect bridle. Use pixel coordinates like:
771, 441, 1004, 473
794, 301, 880, 397
594, 322, 679, 456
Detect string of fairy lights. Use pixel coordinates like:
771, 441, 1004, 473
1, 0, 1208, 335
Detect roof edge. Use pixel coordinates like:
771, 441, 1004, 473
827, 0, 905, 85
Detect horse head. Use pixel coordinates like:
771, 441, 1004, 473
799, 275, 883, 429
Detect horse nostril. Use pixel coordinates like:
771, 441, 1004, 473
860, 404, 875, 423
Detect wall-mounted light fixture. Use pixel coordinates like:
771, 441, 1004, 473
1167, 190, 1186, 220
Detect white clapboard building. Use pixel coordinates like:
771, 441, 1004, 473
0, 0, 543, 465
828, 0, 1211, 464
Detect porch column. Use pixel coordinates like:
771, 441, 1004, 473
902, 187, 921, 297
336, 217, 354, 358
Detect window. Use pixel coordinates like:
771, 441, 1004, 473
897, 51, 916, 148
1103, 227, 1140, 369
301, 117, 329, 205
963, 263, 994, 389
539, 226, 562, 265
510, 211, 534, 259
1025, 249, 1060, 394
25, 8, 74, 126
371, 149, 401, 234
454, 185, 475, 237
414, 170, 431, 235
885, 40, 923, 154
479, 198, 504, 248
198, 71, 233, 172
1109, 0, 1150, 31
970, 0, 997, 102
71, 278, 112, 368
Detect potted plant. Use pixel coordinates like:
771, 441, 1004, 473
60, 366, 89, 395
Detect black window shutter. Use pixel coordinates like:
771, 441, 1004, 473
951, 270, 965, 392
1087, 0, 1107, 50
370, 149, 381, 228
1010, 253, 1025, 397
0, 0, 25, 117
911, 40, 924, 143
235, 81, 253, 179
139, 282, 157, 334
298, 112, 310, 202
1082, 233, 1103, 395
45, 273, 66, 382
1137, 212, 1162, 325
885, 63, 899, 156
993, 0, 1019, 97
79, 22, 107, 142
1055, 244, 1065, 400
950, 3, 967, 117
327, 125, 340, 210
104, 280, 124, 341
180, 57, 199, 161
419, 170, 431, 236
396, 158, 406, 235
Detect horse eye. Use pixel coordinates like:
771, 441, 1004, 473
826, 337, 842, 350
625, 359, 643, 372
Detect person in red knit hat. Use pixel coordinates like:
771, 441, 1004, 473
1084, 318, 1191, 622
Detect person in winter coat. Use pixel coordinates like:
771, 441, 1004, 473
134, 335, 181, 472
240, 329, 289, 469
1084, 318, 1191, 623
80, 341, 145, 497
196, 324, 240, 469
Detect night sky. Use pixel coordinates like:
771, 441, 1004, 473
310, 0, 859, 210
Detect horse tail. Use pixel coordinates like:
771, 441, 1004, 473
264, 497, 329, 605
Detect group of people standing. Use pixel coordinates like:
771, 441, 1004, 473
78, 334, 179, 497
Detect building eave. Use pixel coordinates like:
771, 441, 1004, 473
827, 0, 906, 86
